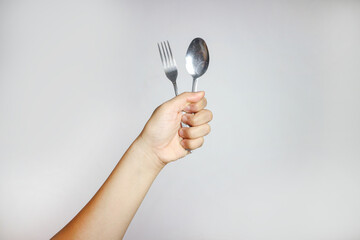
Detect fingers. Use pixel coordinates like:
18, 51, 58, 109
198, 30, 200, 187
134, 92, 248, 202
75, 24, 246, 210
183, 97, 207, 113
179, 124, 211, 139
166, 91, 211, 152
181, 137, 204, 151
179, 109, 213, 151
166, 91, 205, 112
182, 109, 213, 127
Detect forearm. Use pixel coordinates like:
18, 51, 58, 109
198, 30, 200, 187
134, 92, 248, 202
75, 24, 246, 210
52, 91, 212, 239
52, 137, 165, 240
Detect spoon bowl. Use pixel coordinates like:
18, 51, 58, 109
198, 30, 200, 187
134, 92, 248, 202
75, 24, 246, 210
185, 38, 209, 92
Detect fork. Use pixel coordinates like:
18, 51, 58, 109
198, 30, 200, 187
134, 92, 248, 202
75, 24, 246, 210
157, 41, 179, 96
157, 40, 191, 138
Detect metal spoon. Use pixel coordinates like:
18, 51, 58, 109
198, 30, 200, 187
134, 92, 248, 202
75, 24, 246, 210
185, 38, 210, 92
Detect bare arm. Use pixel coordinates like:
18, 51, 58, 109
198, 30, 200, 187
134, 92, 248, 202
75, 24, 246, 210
52, 91, 213, 239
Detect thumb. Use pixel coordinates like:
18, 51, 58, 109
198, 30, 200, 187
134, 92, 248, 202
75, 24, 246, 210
167, 91, 205, 112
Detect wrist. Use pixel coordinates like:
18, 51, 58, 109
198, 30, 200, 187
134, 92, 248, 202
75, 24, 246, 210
131, 136, 166, 172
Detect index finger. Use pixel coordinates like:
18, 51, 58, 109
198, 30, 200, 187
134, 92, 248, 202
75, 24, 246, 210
183, 97, 207, 113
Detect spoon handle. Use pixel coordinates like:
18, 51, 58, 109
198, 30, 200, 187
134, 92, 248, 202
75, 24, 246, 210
192, 77, 198, 92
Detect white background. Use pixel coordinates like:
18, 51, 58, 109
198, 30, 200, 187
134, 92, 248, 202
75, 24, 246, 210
1, 0, 360, 239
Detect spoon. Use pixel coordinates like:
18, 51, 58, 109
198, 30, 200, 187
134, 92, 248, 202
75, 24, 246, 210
185, 38, 210, 92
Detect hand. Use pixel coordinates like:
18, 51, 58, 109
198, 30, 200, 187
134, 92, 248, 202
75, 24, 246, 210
138, 91, 213, 165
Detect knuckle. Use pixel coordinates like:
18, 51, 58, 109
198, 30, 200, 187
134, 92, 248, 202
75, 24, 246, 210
182, 140, 189, 149
190, 115, 198, 126
185, 139, 194, 149
188, 115, 195, 126
183, 128, 190, 138
186, 128, 194, 138
194, 104, 200, 112
186, 104, 195, 113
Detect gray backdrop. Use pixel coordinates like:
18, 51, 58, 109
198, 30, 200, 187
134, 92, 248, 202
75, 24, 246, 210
1, 0, 360, 239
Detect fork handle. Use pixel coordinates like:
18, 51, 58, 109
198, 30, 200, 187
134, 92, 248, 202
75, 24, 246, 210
172, 82, 189, 128
174, 82, 191, 153
172, 82, 179, 96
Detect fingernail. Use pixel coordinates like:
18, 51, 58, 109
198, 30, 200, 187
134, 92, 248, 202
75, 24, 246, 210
182, 115, 188, 122
179, 129, 184, 136
184, 105, 191, 112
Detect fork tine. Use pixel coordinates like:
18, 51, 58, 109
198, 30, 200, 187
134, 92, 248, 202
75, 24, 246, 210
160, 42, 168, 67
157, 40, 180, 98
157, 43, 165, 67
163, 41, 171, 66
166, 41, 175, 65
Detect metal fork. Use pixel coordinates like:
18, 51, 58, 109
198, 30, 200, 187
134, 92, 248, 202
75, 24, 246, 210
157, 41, 179, 96
157, 40, 191, 135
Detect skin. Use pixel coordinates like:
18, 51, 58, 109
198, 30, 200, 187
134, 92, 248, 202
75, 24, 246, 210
52, 91, 213, 240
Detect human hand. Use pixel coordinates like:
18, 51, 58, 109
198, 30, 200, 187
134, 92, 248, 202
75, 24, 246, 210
138, 91, 213, 166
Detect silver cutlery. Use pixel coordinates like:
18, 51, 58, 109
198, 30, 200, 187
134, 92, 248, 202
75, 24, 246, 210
157, 40, 189, 131
157, 40, 179, 96
157, 38, 210, 153
185, 38, 210, 92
